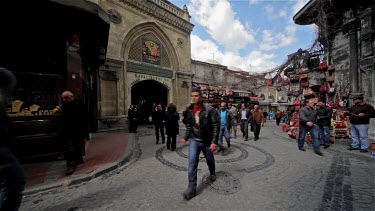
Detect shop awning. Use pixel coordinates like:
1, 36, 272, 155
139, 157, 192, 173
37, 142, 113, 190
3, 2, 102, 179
233, 90, 251, 97
259, 101, 270, 106
50, 0, 109, 23
249, 96, 265, 100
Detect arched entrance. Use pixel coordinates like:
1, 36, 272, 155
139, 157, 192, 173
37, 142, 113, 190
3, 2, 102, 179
131, 80, 168, 123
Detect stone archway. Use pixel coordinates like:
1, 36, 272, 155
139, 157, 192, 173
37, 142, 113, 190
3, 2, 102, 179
131, 80, 168, 123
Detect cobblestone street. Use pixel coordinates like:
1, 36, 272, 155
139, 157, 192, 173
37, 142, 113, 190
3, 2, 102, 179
20, 123, 375, 211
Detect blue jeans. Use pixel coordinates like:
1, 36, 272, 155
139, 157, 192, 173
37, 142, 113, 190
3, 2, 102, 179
319, 126, 331, 145
187, 139, 215, 192
298, 124, 320, 150
219, 125, 230, 146
351, 124, 369, 149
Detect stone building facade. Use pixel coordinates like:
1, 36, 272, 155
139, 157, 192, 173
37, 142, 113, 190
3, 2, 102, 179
293, 0, 375, 132
96, 0, 194, 130
191, 60, 288, 110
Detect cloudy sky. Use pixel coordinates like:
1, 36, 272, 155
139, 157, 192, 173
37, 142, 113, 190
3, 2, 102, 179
169, 0, 315, 73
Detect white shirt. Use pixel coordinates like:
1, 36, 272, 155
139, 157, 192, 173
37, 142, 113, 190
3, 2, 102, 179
241, 110, 247, 120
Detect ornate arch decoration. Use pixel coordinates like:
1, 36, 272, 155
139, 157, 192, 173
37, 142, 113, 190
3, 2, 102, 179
122, 22, 179, 70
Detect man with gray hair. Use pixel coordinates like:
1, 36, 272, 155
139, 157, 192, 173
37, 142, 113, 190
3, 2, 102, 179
61, 91, 89, 175
218, 102, 234, 149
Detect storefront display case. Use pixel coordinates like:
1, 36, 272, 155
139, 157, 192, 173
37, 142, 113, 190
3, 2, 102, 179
6, 72, 65, 160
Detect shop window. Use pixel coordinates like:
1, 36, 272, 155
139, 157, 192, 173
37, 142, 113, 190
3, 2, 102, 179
6, 73, 63, 117
361, 39, 373, 58
360, 15, 372, 33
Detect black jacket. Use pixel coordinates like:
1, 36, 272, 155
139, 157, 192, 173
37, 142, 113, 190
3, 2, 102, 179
239, 109, 251, 122
165, 108, 180, 135
128, 109, 139, 123
183, 104, 219, 145
348, 102, 375, 124
317, 106, 333, 126
61, 99, 89, 140
152, 109, 165, 125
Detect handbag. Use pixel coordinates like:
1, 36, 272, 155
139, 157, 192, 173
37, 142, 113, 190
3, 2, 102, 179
319, 83, 329, 92
299, 74, 308, 79
318, 61, 328, 70
326, 74, 335, 82
300, 79, 310, 87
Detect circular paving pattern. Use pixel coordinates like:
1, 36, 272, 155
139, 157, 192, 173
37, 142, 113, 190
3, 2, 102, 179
201, 171, 241, 195
175, 144, 248, 163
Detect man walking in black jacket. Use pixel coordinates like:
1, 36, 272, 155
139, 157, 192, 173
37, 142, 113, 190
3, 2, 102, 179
152, 103, 165, 144
181, 87, 219, 200
239, 103, 251, 141
317, 99, 333, 149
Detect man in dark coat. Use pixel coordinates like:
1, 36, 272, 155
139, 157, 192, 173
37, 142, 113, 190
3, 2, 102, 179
165, 103, 180, 151
128, 105, 139, 133
346, 94, 375, 152
61, 91, 89, 175
316, 99, 333, 149
239, 103, 251, 141
152, 103, 166, 144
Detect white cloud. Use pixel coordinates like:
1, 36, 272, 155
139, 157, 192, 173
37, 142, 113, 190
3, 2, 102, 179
249, 0, 259, 5
191, 35, 276, 72
188, 0, 255, 52
292, 0, 310, 15
259, 25, 297, 51
265, 5, 288, 20
279, 9, 287, 18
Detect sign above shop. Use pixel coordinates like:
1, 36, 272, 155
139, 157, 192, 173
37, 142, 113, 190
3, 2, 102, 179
127, 61, 173, 78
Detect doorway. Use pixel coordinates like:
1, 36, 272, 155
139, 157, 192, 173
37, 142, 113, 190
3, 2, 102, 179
131, 80, 168, 123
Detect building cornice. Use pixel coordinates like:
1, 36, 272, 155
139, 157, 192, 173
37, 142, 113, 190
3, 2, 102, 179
119, 0, 194, 34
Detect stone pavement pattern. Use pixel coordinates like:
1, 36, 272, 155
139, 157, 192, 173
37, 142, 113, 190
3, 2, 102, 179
20, 123, 375, 210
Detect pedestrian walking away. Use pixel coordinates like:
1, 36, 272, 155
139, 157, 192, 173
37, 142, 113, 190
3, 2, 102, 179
250, 105, 264, 141
165, 103, 180, 151
152, 103, 166, 144
263, 111, 268, 123
228, 103, 238, 138
239, 103, 251, 141
345, 94, 375, 153
316, 99, 333, 149
297, 98, 323, 156
217, 102, 234, 150
275, 110, 283, 126
61, 91, 89, 175
181, 87, 219, 200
